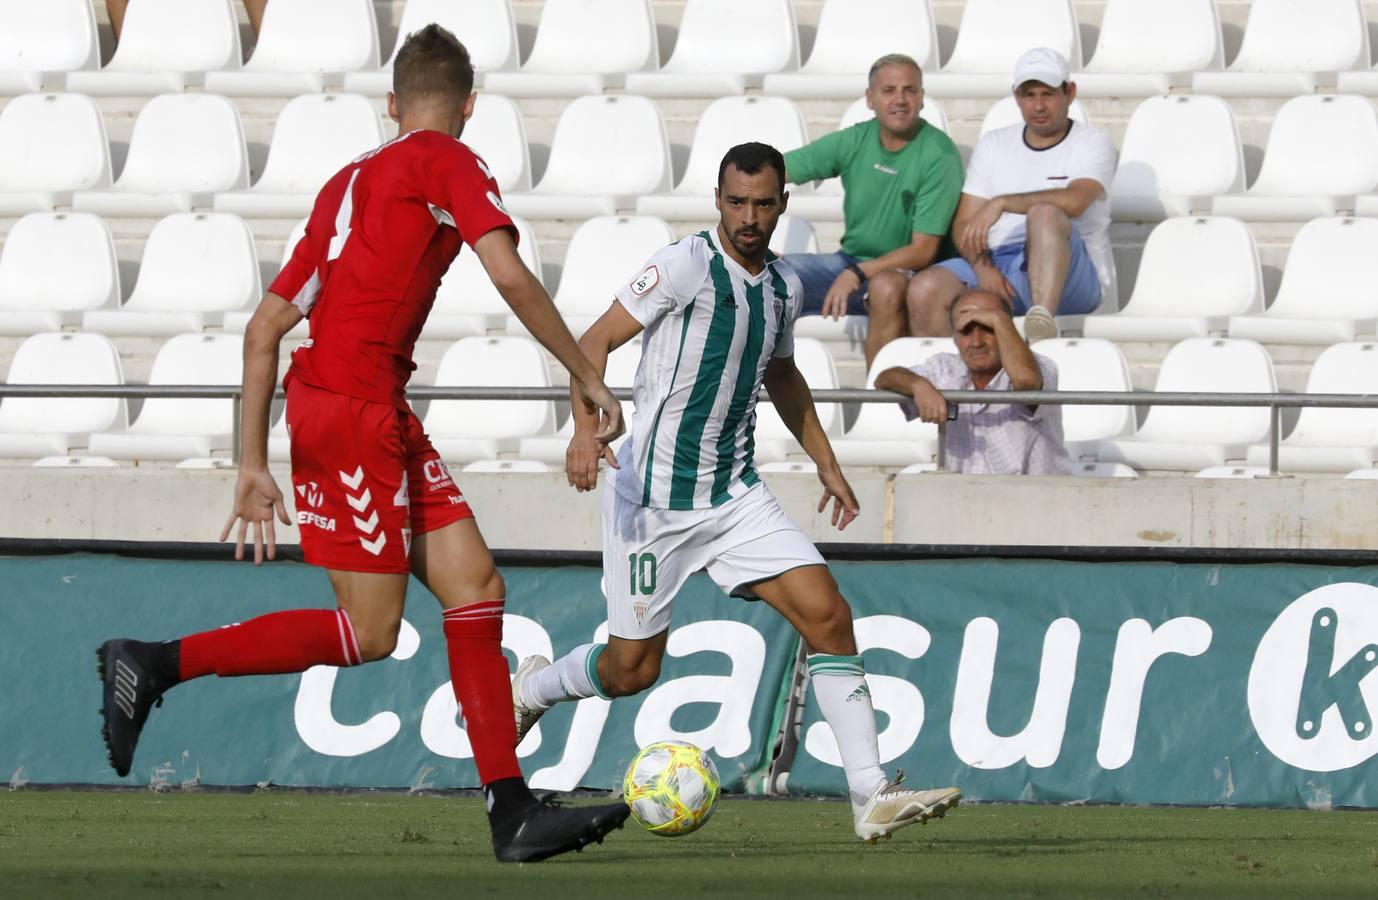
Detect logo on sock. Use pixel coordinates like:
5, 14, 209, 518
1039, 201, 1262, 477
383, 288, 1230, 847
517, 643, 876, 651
846, 682, 872, 703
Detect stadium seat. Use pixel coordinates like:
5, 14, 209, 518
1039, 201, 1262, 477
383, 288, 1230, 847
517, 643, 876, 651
1345, 468, 1378, 479
518, 341, 641, 463
1193, 0, 1369, 97
0, 93, 111, 215
626, 0, 798, 97
214, 94, 384, 217
1028, 338, 1135, 460
1228, 217, 1378, 344
1069, 462, 1137, 478
65, 0, 241, 96
463, 460, 555, 473
1100, 338, 1276, 471
1110, 96, 1245, 222
924, 0, 1082, 98
1194, 466, 1272, 479
1244, 342, 1378, 472
1075, 0, 1223, 97
978, 95, 1089, 138
0, 333, 126, 459
637, 97, 808, 219
32, 455, 119, 468
1211, 96, 1378, 221
769, 217, 818, 256
343, 0, 520, 94
762, 0, 938, 99
461, 94, 531, 193
508, 216, 676, 336
504, 96, 671, 218
267, 403, 291, 463
832, 337, 956, 467
423, 216, 540, 338
84, 213, 261, 336
223, 218, 308, 337
752, 338, 841, 462
89, 334, 243, 461
73, 94, 248, 216
784, 97, 948, 223
1084, 217, 1262, 341
205, 0, 378, 96
0, 0, 99, 93
422, 336, 556, 463
0, 213, 119, 335
483, 0, 657, 97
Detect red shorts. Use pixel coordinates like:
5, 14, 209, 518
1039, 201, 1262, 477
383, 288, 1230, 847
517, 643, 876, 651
285, 378, 473, 574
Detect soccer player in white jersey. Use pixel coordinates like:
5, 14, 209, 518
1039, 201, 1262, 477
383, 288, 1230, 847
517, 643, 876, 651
513, 143, 961, 842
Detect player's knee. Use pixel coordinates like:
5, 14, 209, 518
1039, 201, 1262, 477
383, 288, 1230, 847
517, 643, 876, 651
1027, 202, 1070, 236
601, 656, 661, 697
354, 623, 399, 662
482, 567, 506, 601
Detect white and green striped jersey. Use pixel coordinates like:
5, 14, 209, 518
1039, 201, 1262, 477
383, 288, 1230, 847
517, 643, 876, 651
611, 228, 802, 510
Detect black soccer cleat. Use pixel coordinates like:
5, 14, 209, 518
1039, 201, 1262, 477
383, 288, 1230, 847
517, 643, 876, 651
491, 796, 630, 863
96, 639, 176, 777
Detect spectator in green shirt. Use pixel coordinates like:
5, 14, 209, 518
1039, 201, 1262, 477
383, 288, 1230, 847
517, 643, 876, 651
783, 53, 964, 368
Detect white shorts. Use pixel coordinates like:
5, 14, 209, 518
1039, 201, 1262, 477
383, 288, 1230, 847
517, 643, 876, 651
601, 481, 826, 640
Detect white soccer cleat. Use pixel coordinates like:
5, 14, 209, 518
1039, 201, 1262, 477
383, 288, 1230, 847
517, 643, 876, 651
512, 655, 552, 745
852, 772, 961, 843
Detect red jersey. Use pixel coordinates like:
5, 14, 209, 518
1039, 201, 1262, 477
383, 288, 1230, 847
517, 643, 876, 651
270, 129, 515, 409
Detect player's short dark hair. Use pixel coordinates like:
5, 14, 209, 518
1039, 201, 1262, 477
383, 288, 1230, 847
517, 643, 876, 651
717, 142, 787, 197
392, 24, 474, 106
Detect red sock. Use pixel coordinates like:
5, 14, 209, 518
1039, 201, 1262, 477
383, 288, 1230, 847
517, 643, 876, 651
179, 608, 361, 680
442, 600, 522, 785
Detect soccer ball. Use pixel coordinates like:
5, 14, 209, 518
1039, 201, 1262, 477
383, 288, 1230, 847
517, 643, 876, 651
622, 740, 721, 836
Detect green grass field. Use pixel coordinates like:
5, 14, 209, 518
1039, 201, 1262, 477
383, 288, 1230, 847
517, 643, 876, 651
2, 791, 1377, 898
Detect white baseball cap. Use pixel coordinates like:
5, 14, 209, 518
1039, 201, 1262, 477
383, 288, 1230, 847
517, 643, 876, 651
1012, 47, 1069, 90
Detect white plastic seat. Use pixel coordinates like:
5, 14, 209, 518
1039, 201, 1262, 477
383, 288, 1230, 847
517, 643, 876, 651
423, 336, 556, 463
1244, 342, 1378, 472
1075, 0, 1222, 97
1085, 217, 1262, 342
461, 94, 530, 193
637, 97, 808, 219
1110, 96, 1244, 222
1228, 217, 1378, 344
0, 93, 111, 214
1028, 338, 1134, 460
978, 95, 1090, 138
0, 213, 119, 335
343, 0, 520, 94
0, 0, 98, 93
267, 404, 291, 463
66, 0, 241, 96
626, 0, 798, 97
205, 0, 378, 96
423, 217, 540, 338
85, 213, 261, 336
32, 455, 119, 468
752, 338, 841, 462
483, 0, 657, 97
763, 0, 938, 99
1070, 462, 1137, 478
518, 341, 642, 463
1193, 0, 1369, 97
223, 218, 308, 337
508, 216, 676, 336
0, 333, 126, 458
832, 338, 956, 467
214, 94, 383, 217
1195, 466, 1272, 479
769, 217, 818, 256
74, 94, 248, 216
505, 96, 670, 218
463, 460, 555, 473
1101, 338, 1276, 471
89, 334, 243, 461
925, 0, 1082, 98
1212, 96, 1378, 221
1345, 468, 1378, 479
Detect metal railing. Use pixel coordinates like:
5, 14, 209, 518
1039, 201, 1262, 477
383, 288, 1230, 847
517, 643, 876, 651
4, 384, 1378, 475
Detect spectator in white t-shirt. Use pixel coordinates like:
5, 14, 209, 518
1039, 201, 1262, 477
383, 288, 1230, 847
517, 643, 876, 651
904, 48, 1117, 344
874, 288, 1070, 475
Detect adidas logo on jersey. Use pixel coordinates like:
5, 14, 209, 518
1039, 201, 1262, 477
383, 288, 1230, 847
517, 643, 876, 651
718, 294, 739, 310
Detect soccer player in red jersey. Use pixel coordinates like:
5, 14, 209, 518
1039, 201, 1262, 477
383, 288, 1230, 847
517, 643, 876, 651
97, 25, 629, 863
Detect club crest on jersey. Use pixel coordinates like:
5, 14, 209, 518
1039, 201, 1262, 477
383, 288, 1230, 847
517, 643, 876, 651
630, 265, 659, 297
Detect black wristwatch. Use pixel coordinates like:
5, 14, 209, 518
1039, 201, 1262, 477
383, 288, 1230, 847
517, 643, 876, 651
846, 262, 866, 283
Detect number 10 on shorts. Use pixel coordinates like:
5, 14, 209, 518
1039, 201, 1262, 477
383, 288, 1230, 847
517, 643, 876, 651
628, 552, 657, 595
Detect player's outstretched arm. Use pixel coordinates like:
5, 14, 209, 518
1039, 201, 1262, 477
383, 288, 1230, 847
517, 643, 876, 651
762, 356, 859, 531
473, 228, 623, 445
566, 302, 645, 492
220, 293, 302, 564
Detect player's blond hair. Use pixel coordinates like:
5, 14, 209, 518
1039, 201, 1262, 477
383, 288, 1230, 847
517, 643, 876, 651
392, 24, 474, 107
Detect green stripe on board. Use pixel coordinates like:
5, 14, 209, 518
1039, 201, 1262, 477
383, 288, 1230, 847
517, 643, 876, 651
668, 245, 738, 509
711, 279, 766, 506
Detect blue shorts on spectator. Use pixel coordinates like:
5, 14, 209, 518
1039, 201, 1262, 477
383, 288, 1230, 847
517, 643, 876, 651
934, 229, 1102, 315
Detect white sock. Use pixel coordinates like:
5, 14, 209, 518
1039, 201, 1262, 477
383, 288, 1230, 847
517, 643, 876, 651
521, 642, 608, 708
808, 653, 887, 808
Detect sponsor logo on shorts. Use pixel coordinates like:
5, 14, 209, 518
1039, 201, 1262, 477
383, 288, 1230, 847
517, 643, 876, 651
630, 265, 659, 297
297, 510, 337, 532
295, 480, 324, 509
340, 465, 387, 556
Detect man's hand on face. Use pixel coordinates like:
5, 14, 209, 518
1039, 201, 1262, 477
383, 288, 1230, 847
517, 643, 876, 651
953, 303, 1007, 337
